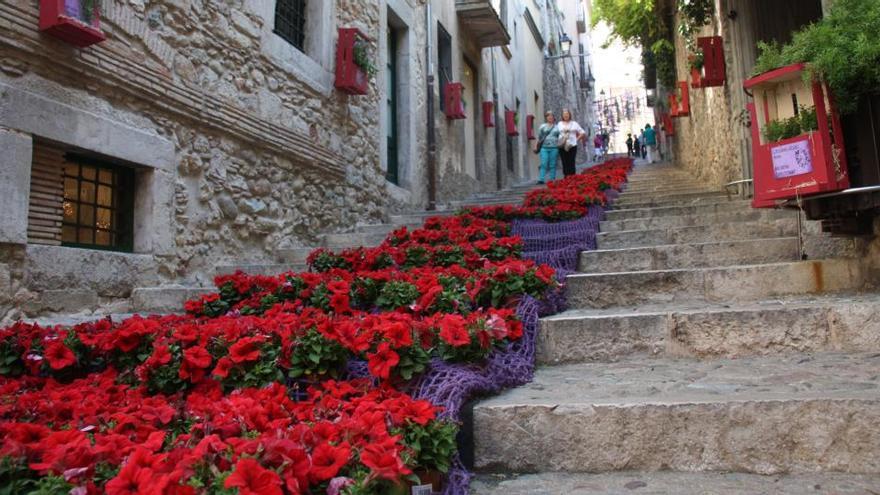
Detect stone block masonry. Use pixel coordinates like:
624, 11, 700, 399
0, 0, 389, 320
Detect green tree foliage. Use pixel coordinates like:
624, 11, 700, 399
591, 0, 657, 47
753, 0, 880, 113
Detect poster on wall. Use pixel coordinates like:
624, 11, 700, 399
771, 139, 813, 179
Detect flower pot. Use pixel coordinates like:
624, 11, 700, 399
403, 469, 443, 494
335, 28, 370, 95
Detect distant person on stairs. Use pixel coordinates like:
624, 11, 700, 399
558, 108, 586, 177
534, 111, 560, 184
643, 124, 658, 163
593, 133, 604, 162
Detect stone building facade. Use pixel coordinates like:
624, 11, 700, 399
1, 0, 393, 321
0, 0, 594, 321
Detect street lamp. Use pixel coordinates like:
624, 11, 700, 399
545, 33, 574, 60
559, 33, 572, 56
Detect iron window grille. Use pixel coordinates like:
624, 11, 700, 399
61, 155, 135, 252
274, 0, 307, 51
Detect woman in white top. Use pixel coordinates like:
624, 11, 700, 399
557, 108, 586, 177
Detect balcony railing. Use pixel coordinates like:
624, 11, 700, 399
455, 0, 511, 47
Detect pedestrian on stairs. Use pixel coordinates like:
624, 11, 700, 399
534, 111, 561, 184
558, 108, 586, 177
643, 123, 658, 163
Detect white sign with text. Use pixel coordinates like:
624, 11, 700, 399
771, 139, 813, 179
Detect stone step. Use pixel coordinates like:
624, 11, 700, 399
612, 193, 730, 210
536, 294, 880, 364
389, 210, 456, 225
320, 231, 390, 249
566, 258, 867, 309
620, 182, 709, 191
599, 208, 795, 233
131, 286, 214, 314
213, 263, 307, 278
353, 223, 406, 235
580, 237, 802, 273
470, 472, 880, 494
622, 179, 703, 188
451, 198, 524, 208
473, 352, 880, 475
596, 218, 803, 249
275, 247, 314, 264
604, 200, 751, 221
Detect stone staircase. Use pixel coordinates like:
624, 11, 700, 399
470, 164, 880, 493
125, 182, 542, 315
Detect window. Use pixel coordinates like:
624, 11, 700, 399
274, 0, 307, 50
62, 156, 134, 251
437, 22, 452, 113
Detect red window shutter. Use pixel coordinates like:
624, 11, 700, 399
698, 36, 726, 87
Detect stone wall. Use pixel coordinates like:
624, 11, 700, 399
668, 9, 746, 189
0, 0, 389, 320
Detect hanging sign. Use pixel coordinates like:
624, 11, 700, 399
771, 138, 813, 179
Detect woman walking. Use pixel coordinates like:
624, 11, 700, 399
557, 109, 586, 177
534, 111, 560, 184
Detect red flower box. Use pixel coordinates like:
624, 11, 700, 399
668, 94, 680, 117
662, 113, 675, 136
744, 62, 849, 207
39, 0, 106, 47
444, 82, 466, 120
505, 110, 519, 136
698, 36, 726, 87
691, 67, 703, 88
526, 114, 536, 140
677, 81, 690, 116
482, 101, 495, 127
335, 28, 370, 95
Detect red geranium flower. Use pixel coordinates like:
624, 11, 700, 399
44, 341, 76, 370
359, 443, 411, 480
212, 357, 234, 378
438, 315, 470, 347
224, 458, 283, 495
309, 442, 351, 482
367, 343, 399, 380
228, 337, 263, 364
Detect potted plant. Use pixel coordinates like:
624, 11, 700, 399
688, 51, 704, 88
399, 420, 459, 493
353, 38, 378, 79
335, 28, 373, 95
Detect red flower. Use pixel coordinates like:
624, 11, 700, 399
44, 341, 76, 370
438, 315, 470, 347
228, 337, 263, 364
179, 346, 213, 383
105, 466, 162, 495
212, 357, 234, 378
367, 342, 399, 380
224, 458, 283, 495
309, 442, 351, 482
359, 443, 411, 480
183, 346, 212, 369
382, 320, 413, 348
